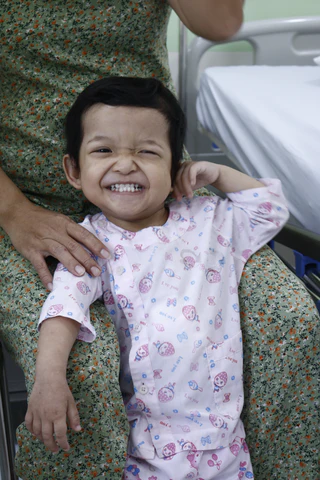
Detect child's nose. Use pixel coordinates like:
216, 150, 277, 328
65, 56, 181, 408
112, 154, 137, 174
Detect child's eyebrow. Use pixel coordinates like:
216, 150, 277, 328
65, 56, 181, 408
87, 135, 112, 144
139, 140, 164, 150
87, 136, 164, 150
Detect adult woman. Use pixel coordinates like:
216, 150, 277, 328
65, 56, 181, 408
0, 1, 318, 479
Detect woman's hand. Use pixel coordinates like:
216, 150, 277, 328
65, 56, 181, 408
172, 161, 220, 201
3, 200, 110, 290
25, 373, 81, 453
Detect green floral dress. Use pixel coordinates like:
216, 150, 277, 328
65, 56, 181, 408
0, 1, 319, 479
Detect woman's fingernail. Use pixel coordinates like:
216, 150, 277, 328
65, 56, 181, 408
75, 425, 82, 431
91, 266, 101, 277
100, 249, 110, 259
47, 283, 53, 291
75, 265, 85, 275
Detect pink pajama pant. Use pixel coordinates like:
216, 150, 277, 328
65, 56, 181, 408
123, 440, 253, 480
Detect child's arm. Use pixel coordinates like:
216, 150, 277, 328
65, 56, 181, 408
173, 161, 289, 284
173, 161, 264, 201
25, 317, 81, 453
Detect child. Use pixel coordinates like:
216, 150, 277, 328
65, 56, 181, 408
25, 76, 289, 479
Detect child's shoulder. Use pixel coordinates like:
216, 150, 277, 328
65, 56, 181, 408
167, 195, 220, 228
170, 194, 219, 212
79, 212, 107, 233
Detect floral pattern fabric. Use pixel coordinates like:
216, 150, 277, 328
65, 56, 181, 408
0, 1, 319, 479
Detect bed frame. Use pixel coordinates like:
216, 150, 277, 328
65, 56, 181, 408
180, 16, 320, 155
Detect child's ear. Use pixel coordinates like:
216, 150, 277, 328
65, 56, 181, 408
63, 154, 82, 190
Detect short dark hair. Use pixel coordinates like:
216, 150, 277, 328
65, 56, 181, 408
65, 76, 186, 183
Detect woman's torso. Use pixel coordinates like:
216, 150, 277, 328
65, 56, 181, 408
0, 0, 172, 217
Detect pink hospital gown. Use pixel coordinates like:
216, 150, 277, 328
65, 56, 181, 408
39, 179, 289, 463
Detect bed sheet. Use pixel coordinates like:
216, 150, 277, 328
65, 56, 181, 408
196, 66, 320, 234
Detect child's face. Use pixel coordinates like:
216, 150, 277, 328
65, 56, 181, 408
64, 104, 172, 231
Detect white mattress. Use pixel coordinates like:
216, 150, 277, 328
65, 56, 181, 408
197, 66, 320, 234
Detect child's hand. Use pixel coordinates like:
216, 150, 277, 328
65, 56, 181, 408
172, 161, 220, 201
25, 373, 81, 453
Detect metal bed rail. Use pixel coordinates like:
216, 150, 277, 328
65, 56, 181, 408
274, 224, 320, 311
0, 342, 18, 480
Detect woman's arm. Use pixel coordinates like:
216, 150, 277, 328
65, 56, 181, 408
25, 317, 81, 453
168, 0, 243, 41
0, 166, 110, 289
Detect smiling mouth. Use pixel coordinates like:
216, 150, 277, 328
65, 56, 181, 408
109, 183, 143, 192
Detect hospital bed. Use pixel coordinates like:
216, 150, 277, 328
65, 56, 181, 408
180, 16, 320, 307
180, 16, 320, 235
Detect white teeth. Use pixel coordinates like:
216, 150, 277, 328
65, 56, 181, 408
109, 183, 142, 192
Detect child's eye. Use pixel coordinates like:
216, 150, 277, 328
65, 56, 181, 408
139, 150, 157, 156
95, 148, 112, 153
